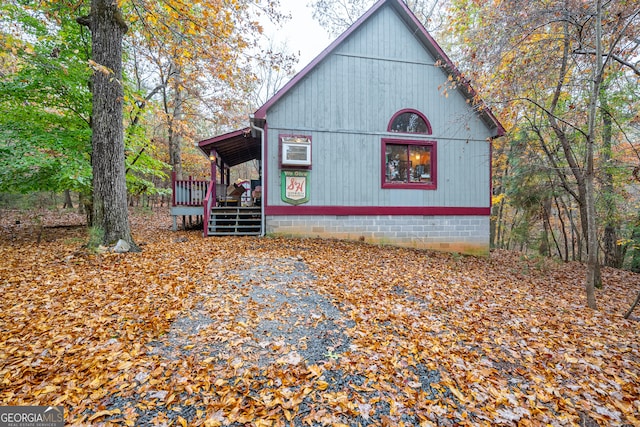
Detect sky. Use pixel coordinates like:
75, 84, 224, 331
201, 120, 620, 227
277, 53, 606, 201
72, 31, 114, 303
264, 0, 334, 71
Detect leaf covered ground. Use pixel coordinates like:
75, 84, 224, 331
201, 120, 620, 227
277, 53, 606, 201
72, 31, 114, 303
0, 208, 638, 426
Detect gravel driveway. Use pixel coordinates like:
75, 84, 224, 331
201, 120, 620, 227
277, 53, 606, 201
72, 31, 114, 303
102, 255, 447, 426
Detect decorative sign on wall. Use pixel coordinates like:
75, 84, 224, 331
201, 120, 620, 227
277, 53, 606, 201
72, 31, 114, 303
281, 170, 310, 205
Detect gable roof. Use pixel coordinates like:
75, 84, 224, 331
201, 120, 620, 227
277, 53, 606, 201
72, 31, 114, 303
198, 0, 505, 167
254, 0, 505, 137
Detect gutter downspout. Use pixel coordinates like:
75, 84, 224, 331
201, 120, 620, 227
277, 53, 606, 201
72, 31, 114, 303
249, 114, 266, 237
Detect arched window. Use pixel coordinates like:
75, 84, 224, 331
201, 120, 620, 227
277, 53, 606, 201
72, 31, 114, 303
388, 109, 432, 134
383, 109, 436, 189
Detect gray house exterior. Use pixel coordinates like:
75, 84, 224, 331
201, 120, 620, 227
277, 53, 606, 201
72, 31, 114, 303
193, 0, 503, 255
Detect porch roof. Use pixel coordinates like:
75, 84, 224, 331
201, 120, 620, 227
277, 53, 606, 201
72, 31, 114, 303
198, 127, 261, 167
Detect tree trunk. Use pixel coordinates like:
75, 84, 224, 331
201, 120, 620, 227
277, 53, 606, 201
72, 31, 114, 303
583, 0, 605, 309
63, 190, 74, 209
546, 12, 598, 307
554, 195, 569, 262
570, 206, 581, 261
167, 68, 184, 180
585, 172, 598, 308
491, 153, 510, 249
539, 207, 550, 257
624, 288, 640, 319
78, 0, 138, 251
600, 85, 623, 268
543, 196, 562, 259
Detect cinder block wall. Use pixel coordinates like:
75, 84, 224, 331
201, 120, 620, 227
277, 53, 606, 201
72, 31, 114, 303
266, 215, 490, 256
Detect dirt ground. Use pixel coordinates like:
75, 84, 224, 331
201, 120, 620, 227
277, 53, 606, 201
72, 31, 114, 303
0, 207, 638, 426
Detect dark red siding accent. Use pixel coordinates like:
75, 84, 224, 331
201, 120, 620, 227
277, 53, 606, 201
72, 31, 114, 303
210, 151, 217, 202
263, 123, 269, 208
265, 206, 489, 216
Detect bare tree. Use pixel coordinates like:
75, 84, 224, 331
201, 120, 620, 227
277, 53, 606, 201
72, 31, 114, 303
252, 39, 298, 107
310, 0, 446, 36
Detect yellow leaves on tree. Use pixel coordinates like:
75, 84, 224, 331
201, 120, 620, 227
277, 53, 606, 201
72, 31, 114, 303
125, 0, 262, 79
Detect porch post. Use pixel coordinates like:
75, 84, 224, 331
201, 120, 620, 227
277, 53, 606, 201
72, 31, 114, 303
171, 170, 177, 206
210, 151, 217, 203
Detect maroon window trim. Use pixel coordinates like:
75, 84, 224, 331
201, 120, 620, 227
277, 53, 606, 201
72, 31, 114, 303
387, 109, 433, 134
381, 138, 437, 190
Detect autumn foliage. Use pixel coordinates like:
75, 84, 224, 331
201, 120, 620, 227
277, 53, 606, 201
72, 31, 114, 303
0, 208, 638, 426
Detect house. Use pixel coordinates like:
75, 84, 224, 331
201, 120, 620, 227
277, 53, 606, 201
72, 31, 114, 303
171, 0, 504, 255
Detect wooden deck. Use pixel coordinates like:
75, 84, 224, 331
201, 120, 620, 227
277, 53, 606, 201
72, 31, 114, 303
171, 174, 262, 236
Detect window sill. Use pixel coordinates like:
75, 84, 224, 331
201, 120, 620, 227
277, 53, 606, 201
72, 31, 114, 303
382, 182, 437, 190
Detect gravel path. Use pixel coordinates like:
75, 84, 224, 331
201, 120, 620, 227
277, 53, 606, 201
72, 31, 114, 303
101, 255, 447, 426
150, 256, 353, 368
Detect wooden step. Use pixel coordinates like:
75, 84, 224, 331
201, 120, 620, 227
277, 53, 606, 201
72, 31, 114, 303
207, 207, 262, 236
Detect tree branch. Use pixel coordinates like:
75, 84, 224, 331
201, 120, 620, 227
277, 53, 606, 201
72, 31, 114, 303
76, 14, 91, 29
130, 83, 166, 127
573, 9, 640, 76
527, 118, 581, 204
573, 50, 640, 76
507, 97, 588, 139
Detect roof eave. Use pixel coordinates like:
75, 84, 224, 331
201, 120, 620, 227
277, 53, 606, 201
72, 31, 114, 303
255, 0, 505, 137
254, 0, 389, 120
391, 0, 505, 138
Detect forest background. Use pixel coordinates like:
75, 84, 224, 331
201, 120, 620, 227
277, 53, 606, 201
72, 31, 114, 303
2, 3, 640, 424
1, 0, 639, 294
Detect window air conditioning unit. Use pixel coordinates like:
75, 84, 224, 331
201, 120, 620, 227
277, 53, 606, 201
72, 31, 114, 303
281, 136, 311, 167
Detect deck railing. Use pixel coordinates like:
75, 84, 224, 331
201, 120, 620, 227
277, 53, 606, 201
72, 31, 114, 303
202, 180, 215, 237
172, 173, 209, 207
